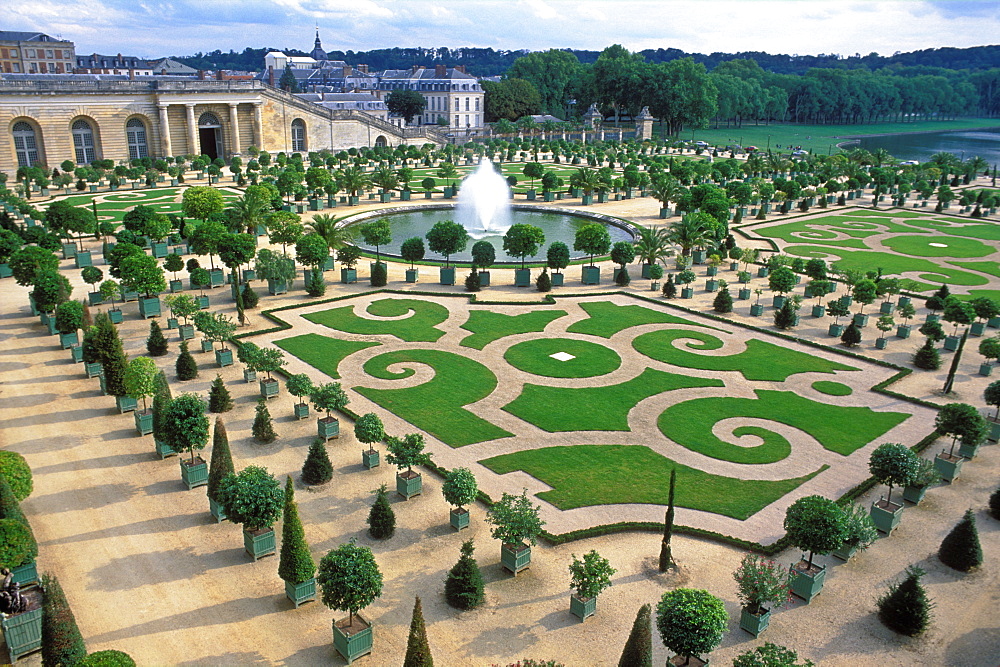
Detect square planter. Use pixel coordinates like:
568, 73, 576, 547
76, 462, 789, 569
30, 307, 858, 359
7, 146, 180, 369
450, 507, 470, 531
853, 313, 869, 327
178, 323, 195, 340
362, 448, 380, 469
154, 437, 175, 459
138, 297, 161, 319
934, 452, 964, 482
880, 301, 895, 315
829, 323, 845, 337
243, 527, 276, 561
169, 279, 184, 293
0, 263, 11, 279
681, 287, 694, 299
59, 331, 79, 349
706, 266, 718, 277
9, 561, 37, 589
581, 266, 601, 285
209, 496, 227, 522
943, 335, 960, 351
552, 272, 565, 287
405, 269, 419, 283
812, 304, 827, 318
691, 250, 706, 264
134, 409, 153, 436
74, 250, 93, 268
396, 470, 422, 499
501, 542, 532, 574
209, 268, 225, 287
738, 288, 751, 301
62, 242, 77, 259
789, 562, 826, 603
757, 266, 769, 278
285, 578, 317, 608
478, 271, 491, 287
896, 325, 911, 339
85, 361, 103, 379
870, 498, 904, 534
99, 374, 108, 396
839, 295, 853, 308
318, 417, 340, 440
1, 593, 43, 663
985, 415, 1000, 442
739, 607, 771, 637
243, 368, 257, 383
122, 290, 139, 303
570, 594, 596, 622
267, 279, 289, 295
70, 345, 84, 363
88, 291, 104, 306
215, 348, 234, 367
989, 316, 1000, 329
151, 242, 168, 258
706, 279, 718, 292
339, 268, 357, 284
196, 295, 210, 310
750, 303, 764, 317
514, 268, 531, 287
294, 403, 310, 420
116, 395, 138, 414
926, 313, 940, 323
971, 321, 986, 336
902, 484, 929, 504
180, 457, 208, 490
44, 315, 58, 336
875, 337, 888, 350
200, 339, 214, 353
772, 295, 785, 309
439, 267, 456, 285
958, 440, 981, 459
832, 543, 860, 561
333, 615, 373, 665
259, 378, 279, 399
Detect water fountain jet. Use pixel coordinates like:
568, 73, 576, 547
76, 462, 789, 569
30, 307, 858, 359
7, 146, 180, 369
455, 159, 512, 239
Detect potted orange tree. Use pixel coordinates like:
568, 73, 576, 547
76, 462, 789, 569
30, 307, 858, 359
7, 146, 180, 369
656, 588, 728, 666
354, 413, 384, 470
386, 432, 430, 500
441, 467, 478, 530
568, 550, 616, 622
934, 403, 986, 481
318, 539, 383, 664
218, 465, 284, 561
783, 495, 847, 603
123, 356, 158, 436
286, 374, 313, 420
310, 382, 348, 441
868, 443, 918, 534
162, 393, 210, 490
487, 489, 545, 575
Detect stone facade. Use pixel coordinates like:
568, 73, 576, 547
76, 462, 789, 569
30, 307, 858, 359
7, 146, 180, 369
0, 31, 76, 75
0, 78, 442, 174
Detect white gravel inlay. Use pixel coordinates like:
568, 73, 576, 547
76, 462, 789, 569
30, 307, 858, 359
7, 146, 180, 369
929, 243, 948, 247
550, 352, 576, 361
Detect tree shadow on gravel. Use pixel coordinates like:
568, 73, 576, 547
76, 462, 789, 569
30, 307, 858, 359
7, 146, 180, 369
176, 651, 270, 666
42, 511, 208, 546
86, 545, 237, 591
31, 482, 139, 512
0, 407, 105, 429
3, 373, 79, 385
0, 344, 57, 355
0, 392, 58, 409
31, 453, 141, 475
283, 644, 342, 666
944, 626, 1000, 666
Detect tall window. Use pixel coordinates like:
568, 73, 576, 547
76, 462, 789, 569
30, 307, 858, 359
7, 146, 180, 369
454, 98, 459, 111
291, 119, 306, 151
126, 118, 148, 160
12, 121, 39, 168
72, 119, 97, 164
465, 97, 469, 111
475, 98, 480, 111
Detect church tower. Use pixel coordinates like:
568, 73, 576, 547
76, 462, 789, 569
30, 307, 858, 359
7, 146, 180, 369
310, 29, 329, 61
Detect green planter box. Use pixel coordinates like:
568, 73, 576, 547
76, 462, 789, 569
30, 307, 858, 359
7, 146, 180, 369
116, 395, 138, 413
62, 242, 77, 259
267, 279, 288, 295
243, 527, 276, 561
934, 452, 964, 482
85, 361, 103, 379
450, 507, 470, 531
215, 348, 233, 367
989, 316, 1000, 329
362, 448, 380, 469
738, 288, 751, 300
789, 562, 826, 603
259, 378, 279, 399
209, 268, 225, 287
318, 417, 340, 440
74, 250, 93, 268
832, 543, 859, 562
285, 578, 317, 608
9, 561, 37, 589
958, 439, 981, 459
2, 602, 43, 662
43, 315, 57, 335
156, 438, 176, 459
840, 295, 853, 308
985, 416, 1000, 442
169, 279, 184, 293
812, 304, 826, 318
0, 263, 11, 279
943, 335, 960, 351
151, 242, 168, 258
59, 331, 79, 349
896, 325, 911, 339
87, 291, 104, 306
706, 266, 718, 277
870, 499, 904, 534
178, 323, 195, 340
196, 295, 210, 310
853, 313, 869, 327
828, 323, 845, 337
333, 615, 373, 665
439, 267, 456, 285
99, 374, 109, 396
109, 309, 124, 325
691, 250, 706, 264
70, 345, 83, 363
875, 337, 888, 350
902, 484, 929, 505
134, 409, 153, 436
680, 287, 694, 299
750, 303, 764, 316
200, 339, 214, 353
757, 266, 769, 278
581, 194, 593, 205
340, 268, 357, 284
570, 594, 596, 622
552, 272, 565, 287
926, 313, 940, 323
738, 607, 771, 637
122, 290, 139, 303
405, 269, 418, 283
138, 297, 161, 319
243, 368, 257, 383
294, 403, 310, 420
514, 269, 531, 287
396, 471, 422, 499
581, 266, 600, 285
971, 322, 986, 337
479, 271, 491, 287
705, 279, 718, 292
209, 496, 227, 522
180, 457, 208, 490
880, 301, 895, 315
501, 542, 531, 574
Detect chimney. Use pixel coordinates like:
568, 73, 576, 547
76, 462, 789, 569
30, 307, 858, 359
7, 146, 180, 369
435, 64, 447, 77
268, 65, 275, 86
357, 64, 368, 74
216, 70, 225, 80
342, 65, 352, 77
197, 69, 206, 80
456, 65, 466, 74
128, 68, 134, 80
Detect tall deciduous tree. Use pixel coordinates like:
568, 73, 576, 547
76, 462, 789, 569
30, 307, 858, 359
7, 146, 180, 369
387, 89, 427, 123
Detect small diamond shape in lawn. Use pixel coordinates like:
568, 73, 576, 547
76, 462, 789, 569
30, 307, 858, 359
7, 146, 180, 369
550, 352, 576, 362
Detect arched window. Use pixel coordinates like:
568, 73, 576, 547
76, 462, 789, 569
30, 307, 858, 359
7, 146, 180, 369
198, 113, 221, 127
12, 121, 39, 168
291, 119, 306, 151
72, 119, 97, 164
126, 118, 148, 160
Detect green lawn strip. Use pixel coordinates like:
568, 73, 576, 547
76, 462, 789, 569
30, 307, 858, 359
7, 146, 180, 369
935, 224, 1000, 242
503, 338, 622, 378
756, 217, 929, 247
882, 235, 995, 258
479, 444, 828, 520
961, 289, 1000, 302
950, 260, 1000, 279
274, 333, 380, 379
459, 310, 568, 350
304, 298, 450, 342
356, 349, 512, 447
632, 329, 856, 382
811, 381, 853, 396
658, 389, 910, 464
784, 246, 989, 288
566, 301, 714, 338
503, 368, 722, 432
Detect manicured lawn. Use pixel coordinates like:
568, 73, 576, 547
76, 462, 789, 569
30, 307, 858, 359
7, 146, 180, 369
658, 390, 910, 464
304, 298, 450, 342
882, 235, 995, 258
356, 349, 513, 447
459, 310, 568, 350
812, 381, 853, 396
632, 329, 856, 382
504, 338, 622, 378
784, 246, 989, 290
51, 187, 240, 224
274, 334, 380, 379
503, 368, 722, 432
479, 444, 827, 520
566, 301, 711, 338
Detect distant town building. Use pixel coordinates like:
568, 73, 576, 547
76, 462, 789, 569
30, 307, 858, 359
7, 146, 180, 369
0, 30, 75, 74
75, 53, 153, 76
147, 58, 198, 76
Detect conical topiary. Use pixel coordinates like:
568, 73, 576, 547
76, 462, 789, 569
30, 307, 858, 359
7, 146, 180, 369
41, 573, 87, 666
877, 565, 933, 636
662, 273, 676, 299
307, 269, 326, 297
615, 268, 631, 287
278, 476, 316, 585
536, 268, 551, 292
464, 268, 481, 292
176, 340, 198, 380
207, 417, 235, 505
841, 320, 862, 347
990, 485, 1000, 521
367, 484, 395, 539
151, 370, 172, 443
618, 603, 652, 667
252, 396, 277, 443
208, 374, 233, 413
913, 338, 941, 370
301, 437, 333, 485
403, 596, 434, 667
146, 319, 168, 356
444, 539, 484, 610
241, 282, 259, 309
938, 509, 983, 572
713, 287, 733, 313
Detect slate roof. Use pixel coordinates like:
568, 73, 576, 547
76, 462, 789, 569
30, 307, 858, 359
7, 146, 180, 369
0, 31, 69, 43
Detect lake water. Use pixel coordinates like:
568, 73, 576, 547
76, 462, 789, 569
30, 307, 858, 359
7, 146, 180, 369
853, 127, 1000, 166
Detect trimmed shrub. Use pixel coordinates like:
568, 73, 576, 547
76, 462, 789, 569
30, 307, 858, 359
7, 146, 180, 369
402, 596, 434, 667
713, 287, 733, 313
252, 396, 277, 443
301, 438, 333, 486
938, 509, 983, 572
618, 604, 652, 667
877, 566, 933, 636
278, 476, 316, 585
0, 519, 37, 569
176, 340, 198, 380
207, 418, 235, 504
913, 338, 941, 370
307, 268, 326, 297
77, 651, 137, 667
367, 484, 396, 540
464, 269, 481, 292
655, 588, 727, 662
371, 261, 388, 287
41, 573, 87, 667
841, 320, 862, 347
0, 450, 32, 501
536, 268, 551, 292
990, 485, 1000, 521
662, 273, 676, 299
0, 473, 28, 526
615, 268, 631, 287
733, 643, 815, 667
208, 374, 233, 413
241, 282, 259, 309
444, 539, 484, 610
146, 319, 168, 356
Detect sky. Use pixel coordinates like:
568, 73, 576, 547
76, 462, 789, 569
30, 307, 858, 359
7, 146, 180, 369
8, 0, 1000, 60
